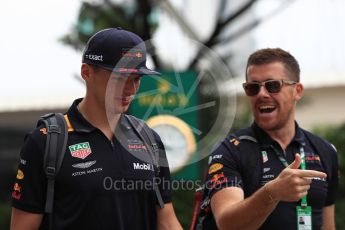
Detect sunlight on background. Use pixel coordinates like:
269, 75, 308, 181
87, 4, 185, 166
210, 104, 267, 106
0, 0, 82, 111
0, 0, 344, 110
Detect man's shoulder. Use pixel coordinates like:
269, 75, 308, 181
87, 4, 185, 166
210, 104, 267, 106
124, 114, 149, 130
26, 121, 47, 144
225, 126, 257, 144
210, 126, 258, 159
26, 112, 69, 148
124, 114, 161, 143
124, 114, 146, 129
18, 121, 47, 163
300, 128, 321, 140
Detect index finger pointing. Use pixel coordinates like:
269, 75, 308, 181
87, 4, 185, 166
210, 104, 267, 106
296, 170, 327, 179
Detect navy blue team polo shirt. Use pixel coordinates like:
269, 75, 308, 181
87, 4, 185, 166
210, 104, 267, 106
200, 122, 337, 230
12, 98, 172, 230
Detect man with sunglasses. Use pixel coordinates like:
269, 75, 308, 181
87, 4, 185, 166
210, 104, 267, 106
195, 48, 338, 230
11, 28, 182, 230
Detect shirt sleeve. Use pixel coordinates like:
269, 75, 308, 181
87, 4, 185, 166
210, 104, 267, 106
152, 130, 172, 204
11, 129, 47, 214
205, 136, 244, 199
324, 142, 339, 206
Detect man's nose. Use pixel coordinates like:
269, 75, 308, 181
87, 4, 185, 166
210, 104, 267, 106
124, 79, 139, 92
256, 84, 270, 97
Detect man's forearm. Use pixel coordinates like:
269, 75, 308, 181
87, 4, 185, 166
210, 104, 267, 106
212, 155, 326, 229
11, 208, 43, 230
156, 203, 182, 230
215, 184, 278, 230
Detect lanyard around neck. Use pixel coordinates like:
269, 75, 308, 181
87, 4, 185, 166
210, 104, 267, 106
299, 145, 308, 207
267, 144, 308, 207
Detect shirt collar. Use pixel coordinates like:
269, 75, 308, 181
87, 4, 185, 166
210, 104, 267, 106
251, 121, 305, 147
66, 98, 96, 132
66, 98, 131, 133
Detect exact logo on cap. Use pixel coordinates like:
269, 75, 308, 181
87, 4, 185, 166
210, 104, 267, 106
85, 54, 103, 62
81, 28, 160, 75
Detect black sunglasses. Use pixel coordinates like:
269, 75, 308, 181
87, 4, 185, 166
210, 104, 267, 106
243, 79, 297, 96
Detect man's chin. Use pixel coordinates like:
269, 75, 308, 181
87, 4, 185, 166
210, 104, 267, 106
106, 106, 129, 116
255, 119, 276, 131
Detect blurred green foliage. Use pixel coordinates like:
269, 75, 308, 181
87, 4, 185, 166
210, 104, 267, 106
0, 202, 11, 229
172, 185, 195, 228
171, 158, 209, 229
313, 123, 345, 229
61, 1, 158, 52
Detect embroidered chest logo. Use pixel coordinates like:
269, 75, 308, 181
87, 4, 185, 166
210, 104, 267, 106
261, 151, 268, 163
69, 142, 92, 159
127, 139, 147, 152
305, 154, 321, 163
72, 160, 96, 169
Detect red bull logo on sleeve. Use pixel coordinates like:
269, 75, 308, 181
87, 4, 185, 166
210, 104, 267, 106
210, 172, 228, 189
12, 183, 22, 200
13, 183, 21, 192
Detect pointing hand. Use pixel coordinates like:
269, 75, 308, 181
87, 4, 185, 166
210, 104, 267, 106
265, 154, 327, 202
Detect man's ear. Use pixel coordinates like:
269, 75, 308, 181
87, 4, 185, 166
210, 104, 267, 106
81, 64, 91, 81
294, 82, 304, 101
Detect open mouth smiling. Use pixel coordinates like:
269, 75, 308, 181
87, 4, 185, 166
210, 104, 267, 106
259, 105, 276, 113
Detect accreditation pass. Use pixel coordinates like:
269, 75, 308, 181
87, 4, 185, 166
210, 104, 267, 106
296, 206, 312, 230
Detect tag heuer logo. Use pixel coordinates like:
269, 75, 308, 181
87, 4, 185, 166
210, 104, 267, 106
69, 142, 92, 159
